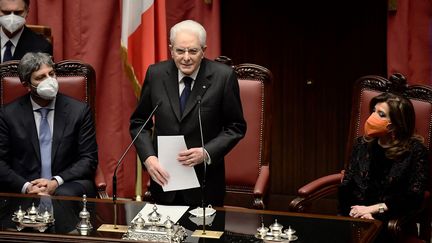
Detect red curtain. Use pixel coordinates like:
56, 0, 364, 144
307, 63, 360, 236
387, 0, 432, 85
27, 0, 137, 198
166, 0, 220, 59
25, 0, 221, 198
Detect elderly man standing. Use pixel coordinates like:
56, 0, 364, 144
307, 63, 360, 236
130, 20, 246, 207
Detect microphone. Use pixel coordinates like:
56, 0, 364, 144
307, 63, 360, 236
191, 97, 223, 239
111, 101, 160, 229
197, 95, 207, 233
197, 95, 206, 181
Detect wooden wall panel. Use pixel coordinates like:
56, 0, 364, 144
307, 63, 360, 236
220, 0, 387, 198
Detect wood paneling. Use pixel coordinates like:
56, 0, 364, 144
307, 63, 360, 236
220, 0, 387, 198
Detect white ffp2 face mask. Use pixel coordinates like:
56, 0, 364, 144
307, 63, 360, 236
34, 77, 59, 100
0, 13, 26, 33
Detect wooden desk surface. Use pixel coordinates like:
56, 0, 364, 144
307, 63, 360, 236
0, 193, 381, 242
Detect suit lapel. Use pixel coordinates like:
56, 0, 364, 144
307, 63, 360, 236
13, 27, 30, 59
163, 62, 182, 121
162, 59, 213, 121
182, 59, 211, 118
20, 96, 41, 162
52, 95, 68, 163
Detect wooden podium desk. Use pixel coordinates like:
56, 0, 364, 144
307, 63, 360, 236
0, 193, 381, 242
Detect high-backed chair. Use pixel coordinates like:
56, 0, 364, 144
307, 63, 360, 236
215, 56, 272, 209
27, 24, 53, 45
289, 74, 432, 241
0, 60, 107, 198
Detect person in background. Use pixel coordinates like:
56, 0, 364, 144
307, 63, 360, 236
0, 0, 52, 63
0, 52, 98, 197
130, 20, 246, 207
338, 92, 429, 242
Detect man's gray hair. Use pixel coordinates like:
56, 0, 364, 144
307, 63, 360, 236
18, 52, 54, 84
170, 20, 206, 47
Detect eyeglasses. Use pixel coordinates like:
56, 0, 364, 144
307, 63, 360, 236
173, 47, 202, 56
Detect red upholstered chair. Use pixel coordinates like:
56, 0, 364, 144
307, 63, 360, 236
289, 74, 432, 242
216, 56, 272, 209
0, 60, 108, 198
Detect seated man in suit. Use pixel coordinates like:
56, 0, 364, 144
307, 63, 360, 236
0, 0, 52, 62
0, 52, 98, 197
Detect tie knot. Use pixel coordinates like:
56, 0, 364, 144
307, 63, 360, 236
183, 77, 193, 88
37, 108, 51, 119
5, 40, 12, 48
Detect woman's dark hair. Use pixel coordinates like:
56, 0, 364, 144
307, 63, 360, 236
367, 92, 422, 159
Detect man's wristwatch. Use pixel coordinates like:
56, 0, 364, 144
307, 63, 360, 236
378, 203, 385, 214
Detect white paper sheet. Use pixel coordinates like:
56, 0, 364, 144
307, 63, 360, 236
132, 203, 189, 224
158, 135, 200, 191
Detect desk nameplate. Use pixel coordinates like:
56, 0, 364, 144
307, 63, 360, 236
97, 224, 128, 233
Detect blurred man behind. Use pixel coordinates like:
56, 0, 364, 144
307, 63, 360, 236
0, 0, 52, 63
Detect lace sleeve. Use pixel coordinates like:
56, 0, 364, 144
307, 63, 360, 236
384, 140, 429, 213
338, 138, 364, 215
409, 142, 429, 194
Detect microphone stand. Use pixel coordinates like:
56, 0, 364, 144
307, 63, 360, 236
97, 102, 160, 233
192, 96, 223, 239
197, 97, 207, 234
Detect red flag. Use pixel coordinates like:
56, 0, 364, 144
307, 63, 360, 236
121, 0, 168, 96
121, 0, 168, 198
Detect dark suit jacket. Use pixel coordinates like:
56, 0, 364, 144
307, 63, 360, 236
10, 26, 53, 61
130, 58, 246, 206
0, 93, 98, 193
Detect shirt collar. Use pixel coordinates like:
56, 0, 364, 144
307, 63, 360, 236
30, 96, 56, 111
1, 26, 24, 48
178, 65, 200, 83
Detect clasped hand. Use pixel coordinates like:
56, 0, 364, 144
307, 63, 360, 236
349, 205, 374, 219
145, 147, 205, 187
27, 178, 59, 195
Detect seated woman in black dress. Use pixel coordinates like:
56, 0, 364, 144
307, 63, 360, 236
338, 92, 429, 239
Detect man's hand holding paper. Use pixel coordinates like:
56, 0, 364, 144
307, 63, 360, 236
157, 136, 200, 191
177, 147, 205, 167
144, 155, 169, 187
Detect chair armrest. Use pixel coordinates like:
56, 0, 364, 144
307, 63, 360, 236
289, 173, 343, 212
298, 173, 343, 196
252, 165, 270, 209
254, 165, 269, 196
388, 191, 431, 241
387, 212, 422, 241
95, 166, 108, 199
